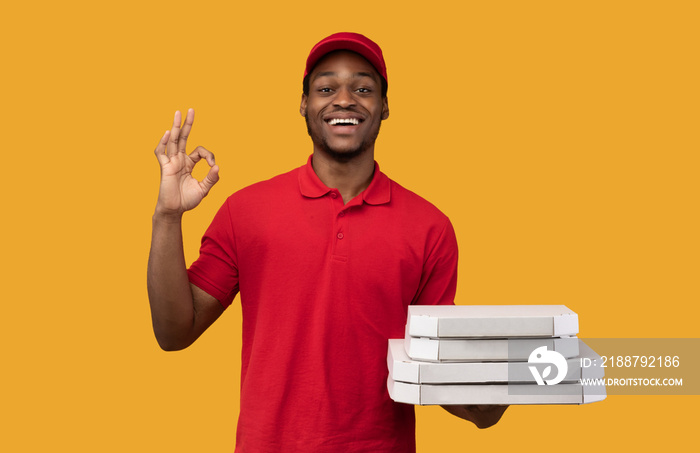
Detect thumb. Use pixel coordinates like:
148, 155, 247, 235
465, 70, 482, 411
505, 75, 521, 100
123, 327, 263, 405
199, 164, 220, 195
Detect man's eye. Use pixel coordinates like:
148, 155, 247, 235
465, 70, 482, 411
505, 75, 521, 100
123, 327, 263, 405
356, 88, 371, 93
318, 88, 332, 93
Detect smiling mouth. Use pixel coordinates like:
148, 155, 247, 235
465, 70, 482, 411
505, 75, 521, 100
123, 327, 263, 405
326, 118, 362, 126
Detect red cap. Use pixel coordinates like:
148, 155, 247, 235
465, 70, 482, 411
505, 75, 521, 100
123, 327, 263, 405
304, 32, 387, 83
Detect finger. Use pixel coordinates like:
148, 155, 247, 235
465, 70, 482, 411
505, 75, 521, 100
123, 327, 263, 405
178, 108, 195, 154
475, 404, 508, 413
475, 405, 498, 411
154, 130, 171, 166
166, 110, 182, 157
199, 164, 220, 196
189, 146, 219, 196
189, 146, 216, 167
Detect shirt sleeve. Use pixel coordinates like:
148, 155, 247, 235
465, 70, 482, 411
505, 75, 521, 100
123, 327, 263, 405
187, 199, 240, 308
412, 217, 458, 306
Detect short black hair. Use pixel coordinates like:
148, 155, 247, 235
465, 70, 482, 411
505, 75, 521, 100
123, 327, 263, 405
303, 74, 388, 98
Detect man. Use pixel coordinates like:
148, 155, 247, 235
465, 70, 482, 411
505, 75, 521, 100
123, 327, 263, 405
148, 32, 506, 452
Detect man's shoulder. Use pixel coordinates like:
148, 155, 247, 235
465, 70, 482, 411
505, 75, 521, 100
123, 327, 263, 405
386, 176, 450, 223
225, 165, 302, 205
384, 175, 457, 257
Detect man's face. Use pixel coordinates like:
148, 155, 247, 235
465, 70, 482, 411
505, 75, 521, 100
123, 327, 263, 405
300, 50, 389, 161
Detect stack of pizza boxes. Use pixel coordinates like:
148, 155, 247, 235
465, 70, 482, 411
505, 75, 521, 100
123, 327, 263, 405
387, 305, 606, 405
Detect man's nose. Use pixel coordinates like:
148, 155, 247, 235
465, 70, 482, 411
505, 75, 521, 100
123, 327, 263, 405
333, 87, 356, 108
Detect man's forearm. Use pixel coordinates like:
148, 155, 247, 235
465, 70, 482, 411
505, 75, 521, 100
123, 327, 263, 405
147, 212, 196, 350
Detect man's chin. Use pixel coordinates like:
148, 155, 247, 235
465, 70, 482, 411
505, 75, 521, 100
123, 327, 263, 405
319, 144, 368, 162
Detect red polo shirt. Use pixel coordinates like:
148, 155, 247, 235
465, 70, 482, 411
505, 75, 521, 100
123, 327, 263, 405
188, 156, 457, 453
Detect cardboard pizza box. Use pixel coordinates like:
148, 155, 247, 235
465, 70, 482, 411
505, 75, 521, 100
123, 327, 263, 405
404, 331, 580, 362
388, 339, 604, 384
407, 305, 578, 338
387, 377, 606, 405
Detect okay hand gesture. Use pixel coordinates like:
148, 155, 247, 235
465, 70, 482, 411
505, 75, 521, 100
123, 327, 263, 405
153, 109, 219, 217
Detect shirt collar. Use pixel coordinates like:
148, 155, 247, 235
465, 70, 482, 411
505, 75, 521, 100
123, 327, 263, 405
298, 154, 391, 205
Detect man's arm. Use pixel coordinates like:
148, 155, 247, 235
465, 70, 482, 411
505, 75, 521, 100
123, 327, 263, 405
415, 220, 509, 427
147, 109, 224, 351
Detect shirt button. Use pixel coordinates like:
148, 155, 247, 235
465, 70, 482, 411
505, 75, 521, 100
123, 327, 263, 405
337, 233, 344, 239
330, 192, 338, 199
338, 211, 345, 217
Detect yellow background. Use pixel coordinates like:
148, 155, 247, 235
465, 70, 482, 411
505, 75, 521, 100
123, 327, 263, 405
1, 0, 698, 451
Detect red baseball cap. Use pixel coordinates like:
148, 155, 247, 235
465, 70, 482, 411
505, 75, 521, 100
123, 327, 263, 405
303, 32, 388, 83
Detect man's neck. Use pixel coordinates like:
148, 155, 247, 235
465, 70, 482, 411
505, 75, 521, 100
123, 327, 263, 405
311, 149, 375, 204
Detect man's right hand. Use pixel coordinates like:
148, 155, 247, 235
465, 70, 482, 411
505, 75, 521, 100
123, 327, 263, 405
154, 109, 219, 217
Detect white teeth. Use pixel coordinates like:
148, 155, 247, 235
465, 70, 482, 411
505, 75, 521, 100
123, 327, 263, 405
328, 118, 360, 125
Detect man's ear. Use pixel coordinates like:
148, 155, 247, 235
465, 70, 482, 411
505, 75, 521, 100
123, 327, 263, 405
381, 97, 389, 120
300, 93, 308, 117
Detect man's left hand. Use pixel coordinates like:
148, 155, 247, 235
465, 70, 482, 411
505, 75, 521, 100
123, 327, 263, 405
441, 405, 509, 429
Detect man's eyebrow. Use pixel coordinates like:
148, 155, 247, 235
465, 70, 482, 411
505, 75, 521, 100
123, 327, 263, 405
353, 72, 376, 80
313, 71, 336, 80
312, 71, 378, 81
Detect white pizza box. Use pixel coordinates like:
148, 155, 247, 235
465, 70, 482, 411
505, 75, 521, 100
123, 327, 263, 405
404, 329, 580, 362
407, 305, 578, 338
387, 377, 606, 405
388, 339, 604, 384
